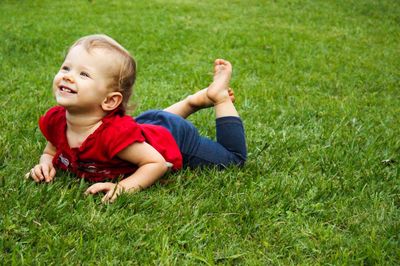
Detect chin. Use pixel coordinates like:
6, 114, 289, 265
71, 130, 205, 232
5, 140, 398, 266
55, 96, 72, 108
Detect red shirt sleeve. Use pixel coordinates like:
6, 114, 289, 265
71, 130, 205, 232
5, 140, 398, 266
139, 124, 183, 170
100, 115, 146, 159
38, 106, 66, 146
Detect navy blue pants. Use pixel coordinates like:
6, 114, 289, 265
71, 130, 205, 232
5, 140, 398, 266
135, 110, 247, 168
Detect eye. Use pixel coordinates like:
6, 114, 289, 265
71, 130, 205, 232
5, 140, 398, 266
61, 65, 70, 71
80, 72, 90, 78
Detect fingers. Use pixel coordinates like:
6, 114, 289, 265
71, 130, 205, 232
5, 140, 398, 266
103, 184, 125, 203
30, 166, 41, 182
42, 164, 56, 182
28, 164, 56, 183
47, 167, 56, 182
85, 182, 111, 195
85, 183, 123, 203
102, 190, 118, 203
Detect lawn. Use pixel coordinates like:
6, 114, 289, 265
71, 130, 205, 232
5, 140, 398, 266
0, 0, 399, 264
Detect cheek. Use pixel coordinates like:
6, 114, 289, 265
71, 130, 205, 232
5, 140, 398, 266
53, 73, 62, 86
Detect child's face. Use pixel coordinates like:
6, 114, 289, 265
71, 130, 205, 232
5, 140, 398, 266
53, 45, 116, 113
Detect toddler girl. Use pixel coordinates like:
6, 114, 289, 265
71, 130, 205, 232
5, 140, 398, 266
27, 34, 247, 202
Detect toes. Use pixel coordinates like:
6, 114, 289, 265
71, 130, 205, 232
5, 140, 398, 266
228, 88, 235, 103
214, 59, 232, 73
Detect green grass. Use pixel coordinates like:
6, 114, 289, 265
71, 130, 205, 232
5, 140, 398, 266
1, 0, 399, 264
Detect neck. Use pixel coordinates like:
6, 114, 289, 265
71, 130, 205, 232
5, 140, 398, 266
65, 110, 106, 134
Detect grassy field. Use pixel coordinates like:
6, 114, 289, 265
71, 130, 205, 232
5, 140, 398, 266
1, 0, 399, 264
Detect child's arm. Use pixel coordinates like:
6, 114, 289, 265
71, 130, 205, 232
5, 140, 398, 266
28, 142, 57, 182
85, 142, 168, 203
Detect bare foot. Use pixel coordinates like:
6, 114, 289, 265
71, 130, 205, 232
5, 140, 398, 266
187, 59, 234, 109
187, 87, 235, 109
206, 59, 232, 105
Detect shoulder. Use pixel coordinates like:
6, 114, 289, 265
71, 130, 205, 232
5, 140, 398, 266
45, 106, 65, 116
39, 106, 66, 140
40, 106, 66, 124
103, 114, 139, 132
99, 114, 146, 159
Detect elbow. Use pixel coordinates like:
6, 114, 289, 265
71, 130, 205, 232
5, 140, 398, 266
157, 158, 169, 174
160, 161, 169, 174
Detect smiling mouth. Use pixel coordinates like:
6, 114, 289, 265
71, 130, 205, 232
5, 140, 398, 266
59, 85, 77, 94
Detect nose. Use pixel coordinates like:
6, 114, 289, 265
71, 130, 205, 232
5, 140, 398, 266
62, 72, 74, 83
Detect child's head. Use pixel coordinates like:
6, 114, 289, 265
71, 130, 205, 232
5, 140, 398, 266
66, 34, 136, 112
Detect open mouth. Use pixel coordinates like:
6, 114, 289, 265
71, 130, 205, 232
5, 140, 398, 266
59, 85, 77, 94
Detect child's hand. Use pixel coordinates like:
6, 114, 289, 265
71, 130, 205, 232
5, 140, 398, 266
85, 182, 125, 203
27, 143, 57, 183
26, 163, 56, 183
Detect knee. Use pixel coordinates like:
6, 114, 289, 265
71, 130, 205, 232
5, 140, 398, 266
227, 151, 247, 167
235, 153, 247, 166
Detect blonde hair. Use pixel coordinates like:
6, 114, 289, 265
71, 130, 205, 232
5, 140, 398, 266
69, 34, 136, 112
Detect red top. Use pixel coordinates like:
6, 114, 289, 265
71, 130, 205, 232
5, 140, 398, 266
39, 106, 182, 182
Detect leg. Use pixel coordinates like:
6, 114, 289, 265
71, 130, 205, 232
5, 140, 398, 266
207, 59, 239, 118
185, 59, 246, 167
187, 116, 247, 168
135, 109, 247, 168
163, 88, 211, 119
155, 111, 246, 168
164, 58, 236, 119
163, 88, 235, 119
162, 59, 246, 167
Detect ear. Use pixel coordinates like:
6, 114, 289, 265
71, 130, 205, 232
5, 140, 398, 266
101, 92, 123, 111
